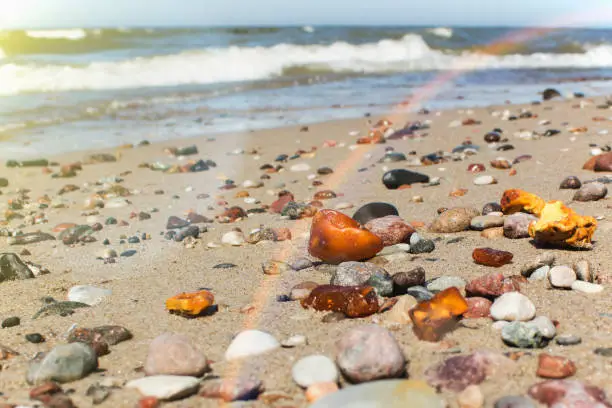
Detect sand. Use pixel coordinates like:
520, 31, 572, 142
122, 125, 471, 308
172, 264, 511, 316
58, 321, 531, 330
0, 97, 611, 407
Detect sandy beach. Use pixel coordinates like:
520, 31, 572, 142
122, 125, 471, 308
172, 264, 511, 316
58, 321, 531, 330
0, 95, 611, 407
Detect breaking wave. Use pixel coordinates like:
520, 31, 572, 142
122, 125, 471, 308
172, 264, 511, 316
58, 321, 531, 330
1, 34, 612, 95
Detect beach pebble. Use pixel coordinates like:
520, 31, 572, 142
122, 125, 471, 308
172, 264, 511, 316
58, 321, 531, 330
427, 276, 466, 292
559, 176, 581, 189
391, 267, 426, 294
166, 216, 189, 230
281, 334, 308, 348
144, 333, 208, 377
26, 333, 45, 343
0, 253, 35, 282
574, 259, 596, 282
331, 262, 393, 297
501, 321, 548, 348
536, 354, 576, 379
406, 286, 435, 301
127, 376, 200, 400
504, 213, 538, 239
336, 325, 406, 383
67, 285, 112, 306
465, 273, 519, 298
292, 355, 338, 387
556, 335, 582, 346
364, 216, 414, 246
490, 292, 536, 321
529, 316, 556, 339
571, 280, 604, 293
573, 182, 607, 201
464, 297, 492, 319
528, 266, 550, 281
520, 253, 555, 277
1, 316, 20, 328
528, 380, 610, 407
225, 330, 280, 360
429, 207, 480, 233
382, 169, 430, 189
221, 230, 246, 246
482, 202, 502, 215
384, 295, 418, 324
309, 380, 445, 408
289, 258, 313, 271
493, 395, 536, 408
262, 260, 290, 275
408, 238, 435, 254
426, 352, 508, 392
473, 175, 497, 185
548, 266, 576, 288
199, 377, 262, 402
470, 215, 504, 231
174, 225, 199, 242
27, 343, 98, 384
481, 227, 505, 239
290, 163, 311, 172
290, 281, 318, 300
457, 384, 484, 408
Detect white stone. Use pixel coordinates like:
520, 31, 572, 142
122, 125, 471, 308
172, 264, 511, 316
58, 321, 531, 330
290, 163, 311, 172
473, 175, 497, 185
67, 285, 112, 306
127, 376, 200, 400
409, 233, 421, 246
281, 335, 308, 348
225, 330, 280, 360
292, 355, 338, 388
105, 198, 129, 208
548, 265, 577, 288
490, 292, 536, 322
221, 231, 245, 246
528, 316, 556, 338
571, 281, 604, 294
242, 180, 261, 188
528, 265, 550, 281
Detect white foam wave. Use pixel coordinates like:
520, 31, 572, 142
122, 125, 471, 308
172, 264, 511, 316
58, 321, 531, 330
1, 34, 612, 95
302, 26, 315, 33
25, 29, 87, 40
428, 27, 453, 38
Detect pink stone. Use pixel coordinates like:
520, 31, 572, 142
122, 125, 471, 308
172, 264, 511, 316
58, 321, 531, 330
528, 380, 611, 407
364, 215, 415, 246
464, 297, 492, 319
465, 273, 520, 299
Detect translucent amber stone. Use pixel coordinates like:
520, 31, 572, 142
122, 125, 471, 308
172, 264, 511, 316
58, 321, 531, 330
409, 287, 468, 342
166, 290, 215, 317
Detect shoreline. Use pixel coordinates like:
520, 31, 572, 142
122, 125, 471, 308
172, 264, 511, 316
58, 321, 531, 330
0, 96, 611, 407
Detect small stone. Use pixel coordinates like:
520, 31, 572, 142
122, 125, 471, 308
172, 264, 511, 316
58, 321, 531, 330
221, 230, 245, 246
594, 347, 612, 357
501, 321, 547, 348
408, 239, 435, 254
559, 176, 581, 189
281, 334, 308, 348
144, 333, 208, 377
292, 355, 339, 387
0, 253, 35, 282
574, 259, 596, 282
429, 207, 480, 233
67, 285, 112, 306
537, 354, 576, 379
305, 382, 339, 403
166, 216, 189, 229
529, 266, 550, 281
457, 384, 484, 408
573, 182, 607, 201
482, 202, 503, 215
290, 163, 311, 172
481, 227, 505, 239
528, 380, 611, 407
199, 377, 262, 402
426, 352, 508, 392
406, 286, 434, 301
364, 216, 415, 246
173, 225, 199, 242
27, 343, 98, 384
303, 285, 379, 318
473, 175, 497, 185
494, 395, 536, 408
331, 262, 393, 297
392, 267, 426, 295
262, 260, 290, 275
556, 335, 582, 346
504, 213, 538, 239
382, 169, 430, 189
472, 248, 513, 267
529, 316, 556, 339
290, 281, 318, 300
352, 202, 399, 225
427, 276, 467, 292
468, 163, 486, 173
520, 253, 555, 277
2, 316, 20, 328
26, 333, 46, 343
548, 265, 576, 288
470, 215, 504, 231
571, 280, 604, 293
464, 297, 492, 319
490, 292, 536, 321
289, 258, 313, 270
335, 324, 406, 383
225, 330, 280, 360
384, 295, 418, 324
465, 273, 520, 298
67, 328, 109, 356
126, 376, 200, 401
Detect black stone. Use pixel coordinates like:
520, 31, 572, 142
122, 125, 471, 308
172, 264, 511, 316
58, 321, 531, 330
213, 263, 237, 269
542, 88, 561, 101
382, 169, 430, 190
484, 132, 501, 143
559, 176, 581, 190
166, 216, 189, 230
352, 202, 399, 225
392, 267, 426, 295
1, 316, 20, 328
25, 333, 45, 343
482, 202, 502, 215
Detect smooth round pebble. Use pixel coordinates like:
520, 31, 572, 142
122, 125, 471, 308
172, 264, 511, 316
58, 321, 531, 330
292, 355, 339, 387
225, 330, 280, 360
490, 292, 536, 321
548, 266, 577, 288
571, 280, 604, 293
556, 335, 582, 346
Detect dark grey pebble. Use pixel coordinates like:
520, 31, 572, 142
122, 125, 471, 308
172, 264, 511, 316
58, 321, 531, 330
406, 286, 434, 301
127, 236, 140, 244
352, 202, 399, 225
556, 335, 582, 346
213, 263, 237, 269
2, 316, 20, 328
494, 395, 536, 408
594, 347, 612, 357
289, 258, 313, 271
26, 333, 45, 343
120, 250, 137, 258
409, 239, 435, 254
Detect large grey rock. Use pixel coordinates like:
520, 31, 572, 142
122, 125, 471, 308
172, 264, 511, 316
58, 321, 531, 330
0, 253, 34, 282
27, 343, 98, 384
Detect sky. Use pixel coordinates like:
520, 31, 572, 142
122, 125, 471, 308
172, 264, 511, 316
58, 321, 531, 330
1, 0, 611, 29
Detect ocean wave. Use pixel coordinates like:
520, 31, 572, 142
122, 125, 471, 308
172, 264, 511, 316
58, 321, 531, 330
428, 27, 453, 38
1, 34, 612, 95
25, 29, 87, 40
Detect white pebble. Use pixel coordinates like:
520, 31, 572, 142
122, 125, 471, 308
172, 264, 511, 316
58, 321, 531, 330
221, 231, 245, 246
473, 175, 497, 185
225, 330, 280, 360
529, 316, 556, 338
281, 335, 308, 348
290, 163, 311, 172
490, 292, 536, 322
292, 355, 338, 388
126, 376, 199, 400
548, 265, 577, 288
571, 281, 604, 294
67, 285, 112, 306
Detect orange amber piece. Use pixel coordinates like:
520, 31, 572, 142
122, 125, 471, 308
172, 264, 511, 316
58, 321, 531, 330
408, 287, 468, 342
308, 209, 383, 264
301, 285, 379, 318
472, 247, 514, 267
313, 190, 337, 200
500, 189, 546, 216
166, 290, 215, 317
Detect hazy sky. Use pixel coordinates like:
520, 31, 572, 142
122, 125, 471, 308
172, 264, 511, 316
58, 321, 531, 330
1, 0, 611, 29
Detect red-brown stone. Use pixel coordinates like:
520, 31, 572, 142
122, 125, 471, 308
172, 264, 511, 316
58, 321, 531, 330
465, 272, 520, 298
536, 354, 577, 379
464, 297, 492, 318
472, 248, 514, 267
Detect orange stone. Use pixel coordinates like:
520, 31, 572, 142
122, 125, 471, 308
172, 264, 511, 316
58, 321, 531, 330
472, 248, 513, 267
306, 382, 339, 402
449, 189, 468, 197
235, 191, 250, 198
137, 397, 159, 408
166, 290, 215, 317
409, 287, 469, 342
301, 285, 380, 318
536, 354, 577, 379
313, 190, 337, 200
52, 223, 78, 233
480, 227, 504, 239
308, 209, 383, 264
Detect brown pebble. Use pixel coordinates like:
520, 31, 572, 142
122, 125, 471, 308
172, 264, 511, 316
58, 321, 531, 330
536, 354, 577, 379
